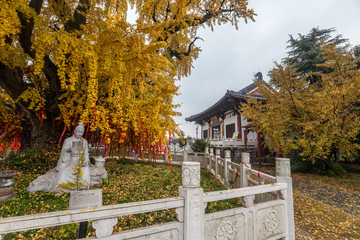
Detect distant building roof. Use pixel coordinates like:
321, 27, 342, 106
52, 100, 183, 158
185, 74, 266, 124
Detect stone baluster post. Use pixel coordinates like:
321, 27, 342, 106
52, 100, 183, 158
205, 153, 209, 171
148, 151, 151, 162
179, 162, 204, 240
276, 158, 295, 240
205, 147, 209, 169
183, 148, 188, 162
240, 152, 250, 188
215, 149, 221, 179
240, 152, 252, 207
165, 150, 169, 164
209, 148, 214, 172
215, 148, 221, 158
224, 150, 231, 187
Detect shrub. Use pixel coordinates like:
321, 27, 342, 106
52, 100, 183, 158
290, 155, 314, 173
331, 164, 347, 176
191, 139, 207, 152
0, 147, 60, 174
290, 155, 347, 176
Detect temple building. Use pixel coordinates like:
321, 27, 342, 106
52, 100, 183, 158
185, 72, 268, 163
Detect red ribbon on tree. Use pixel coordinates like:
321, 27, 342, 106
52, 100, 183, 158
57, 125, 67, 147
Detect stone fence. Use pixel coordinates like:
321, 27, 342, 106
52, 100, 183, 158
0, 153, 295, 240
124, 150, 207, 168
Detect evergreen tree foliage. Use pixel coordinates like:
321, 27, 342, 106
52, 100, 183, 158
286, 27, 347, 84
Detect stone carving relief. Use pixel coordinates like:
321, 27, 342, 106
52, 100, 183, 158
275, 158, 291, 177
182, 163, 200, 188
205, 214, 245, 240
189, 194, 202, 223
216, 219, 236, 240
256, 205, 285, 239
191, 194, 201, 209
264, 211, 280, 234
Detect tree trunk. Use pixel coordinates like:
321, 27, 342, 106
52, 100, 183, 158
19, 114, 62, 152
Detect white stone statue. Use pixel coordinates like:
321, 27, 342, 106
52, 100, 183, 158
27, 122, 91, 193
90, 156, 108, 186
184, 142, 193, 153
175, 143, 181, 152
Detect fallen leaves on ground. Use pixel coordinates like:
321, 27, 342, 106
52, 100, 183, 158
294, 190, 360, 239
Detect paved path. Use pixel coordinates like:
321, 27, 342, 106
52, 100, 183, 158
292, 178, 360, 217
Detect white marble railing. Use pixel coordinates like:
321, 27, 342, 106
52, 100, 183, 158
210, 138, 258, 148
206, 150, 276, 188
0, 197, 184, 239
125, 150, 207, 168
204, 183, 289, 240
0, 158, 294, 240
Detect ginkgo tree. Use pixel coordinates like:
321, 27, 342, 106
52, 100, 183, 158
241, 42, 360, 170
0, 0, 255, 154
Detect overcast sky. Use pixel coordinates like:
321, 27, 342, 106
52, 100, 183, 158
174, 0, 360, 137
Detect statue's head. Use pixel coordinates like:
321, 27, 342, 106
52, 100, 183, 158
74, 122, 85, 138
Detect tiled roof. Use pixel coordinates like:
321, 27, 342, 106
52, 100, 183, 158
185, 81, 265, 123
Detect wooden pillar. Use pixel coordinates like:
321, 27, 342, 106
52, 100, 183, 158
257, 131, 262, 165
221, 121, 224, 138
237, 113, 242, 139
208, 125, 211, 139
244, 129, 248, 152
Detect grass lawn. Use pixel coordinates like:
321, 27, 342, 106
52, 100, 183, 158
0, 158, 240, 239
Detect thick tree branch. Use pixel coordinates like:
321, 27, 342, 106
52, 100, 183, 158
18, 0, 44, 58
186, 37, 203, 55
169, 37, 204, 60
153, 1, 158, 23
64, 0, 89, 32
43, 56, 61, 95
165, 1, 171, 20
0, 62, 28, 101
17, 0, 61, 113
168, 36, 203, 60
159, 12, 213, 42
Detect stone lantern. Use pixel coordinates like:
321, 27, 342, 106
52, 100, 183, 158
0, 169, 18, 202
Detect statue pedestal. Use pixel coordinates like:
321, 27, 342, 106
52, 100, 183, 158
0, 170, 18, 202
